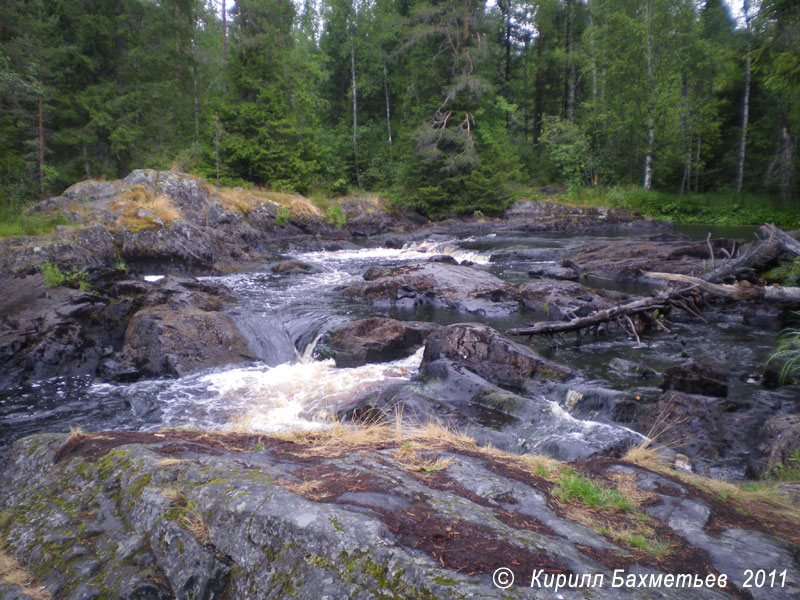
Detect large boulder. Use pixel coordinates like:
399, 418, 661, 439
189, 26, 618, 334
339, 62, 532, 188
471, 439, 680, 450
618, 391, 728, 467
116, 276, 294, 379
340, 261, 520, 317
116, 221, 216, 273
0, 272, 285, 387
421, 323, 572, 389
518, 279, 614, 320
567, 236, 738, 281
326, 317, 439, 367
120, 306, 254, 378
757, 414, 800, 476
660, 358, 729, 397
0, 224, 120, 278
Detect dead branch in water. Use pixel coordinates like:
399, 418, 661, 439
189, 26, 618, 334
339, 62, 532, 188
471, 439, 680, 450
507, 224, 800, 339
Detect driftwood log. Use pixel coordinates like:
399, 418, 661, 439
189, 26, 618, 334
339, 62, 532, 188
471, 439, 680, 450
507, 224, 800, 339
644, 272, 800, 304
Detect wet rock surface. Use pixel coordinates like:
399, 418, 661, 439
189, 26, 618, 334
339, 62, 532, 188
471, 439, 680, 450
1, 431, 797, 600
567, 236, 740, 281
609, 357, 658, 379
421, 323, 572, 388
323, 317, 439, 367
661, 358, 730, 398
527, 262, 579, 280
340, 261, 521, 317
757, 413, 800, 476
0, 273, 293, 388
519, 279, 616, 320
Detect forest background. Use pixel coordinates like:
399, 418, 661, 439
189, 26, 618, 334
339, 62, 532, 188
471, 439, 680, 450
0, 0, 798, 223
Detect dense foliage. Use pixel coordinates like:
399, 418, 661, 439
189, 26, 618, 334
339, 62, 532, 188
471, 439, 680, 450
1, 0, 798, 216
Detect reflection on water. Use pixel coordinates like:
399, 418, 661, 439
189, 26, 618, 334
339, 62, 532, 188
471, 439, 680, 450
675, 223, 758, 241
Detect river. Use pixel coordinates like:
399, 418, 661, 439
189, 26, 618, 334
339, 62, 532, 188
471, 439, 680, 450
1, 227, 795, 479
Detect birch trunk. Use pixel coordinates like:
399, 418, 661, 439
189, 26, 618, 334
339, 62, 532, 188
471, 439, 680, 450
383, 62, 392, 160
38, 97, 45, 198
642, 0, 654, 190
588, 1, 598, 101
736, 1, 751, 193
565, 0, 576, 123
222, 0, 227, 61
350, 29, 362, 189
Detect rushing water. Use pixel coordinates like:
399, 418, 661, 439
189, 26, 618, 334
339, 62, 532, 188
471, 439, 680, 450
0, 230, 794, 472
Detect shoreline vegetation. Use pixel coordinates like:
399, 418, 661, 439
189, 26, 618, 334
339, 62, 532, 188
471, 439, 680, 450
4, 176, 800, 242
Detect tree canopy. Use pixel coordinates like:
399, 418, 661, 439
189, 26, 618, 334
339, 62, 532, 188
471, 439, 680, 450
1, 0, 797, 214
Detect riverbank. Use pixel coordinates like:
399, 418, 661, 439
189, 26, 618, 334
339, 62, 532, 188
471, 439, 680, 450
515, 185, 800, 228
1, 425, 798, 599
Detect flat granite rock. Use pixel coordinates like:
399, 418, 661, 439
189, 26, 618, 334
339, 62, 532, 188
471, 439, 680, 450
1, 431, 796, 599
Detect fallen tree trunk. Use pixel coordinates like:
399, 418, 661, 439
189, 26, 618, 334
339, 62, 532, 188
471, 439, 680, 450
644, 271, 800, 305
701, 241, 781, 283
759, 223, 800, 257
508, 224, 800, 339
506, 292, 677, 337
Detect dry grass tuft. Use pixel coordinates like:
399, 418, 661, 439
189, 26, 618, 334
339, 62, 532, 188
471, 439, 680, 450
594, 522, 672, 557
625, 435, 799, 519
278, 479, 328, 501
111, 185, 182, 231
65, 425, 86, 444
217, 188, 265, 214
156, 458, 183, 467
0, 545, 51, 600
217, 186, 324, 219
180, 509, 210, 545
623, 443, 673, 472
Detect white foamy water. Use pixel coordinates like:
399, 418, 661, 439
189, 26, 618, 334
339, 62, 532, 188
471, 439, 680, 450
128, 348, 425, 434
213, 269, 352, 311
299, 238, 491, 265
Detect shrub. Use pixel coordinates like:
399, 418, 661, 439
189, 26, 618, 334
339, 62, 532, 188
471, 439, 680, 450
40, 261, 65, 287
331, 178, 349, 196
275, 206, 292, 227
325, 204, 346, 230
39, 261, 91, 290
540, 116, 593, 186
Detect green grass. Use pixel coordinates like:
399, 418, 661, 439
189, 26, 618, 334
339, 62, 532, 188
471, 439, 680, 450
764, 258, 800, 285
0, 205, 71, 238
554, 472, 634, 510
769, 322, 800, 382
275, 206, 292, 227
325, 204, 346, 229
772, 448, 800, 482
595, 521, 671, 556
39, 260, 91, 291
40, 261, 66, 287
529, 185, 800, 228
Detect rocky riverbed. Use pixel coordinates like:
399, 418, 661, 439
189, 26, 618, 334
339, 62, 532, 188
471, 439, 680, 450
1, 170, 799, 599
